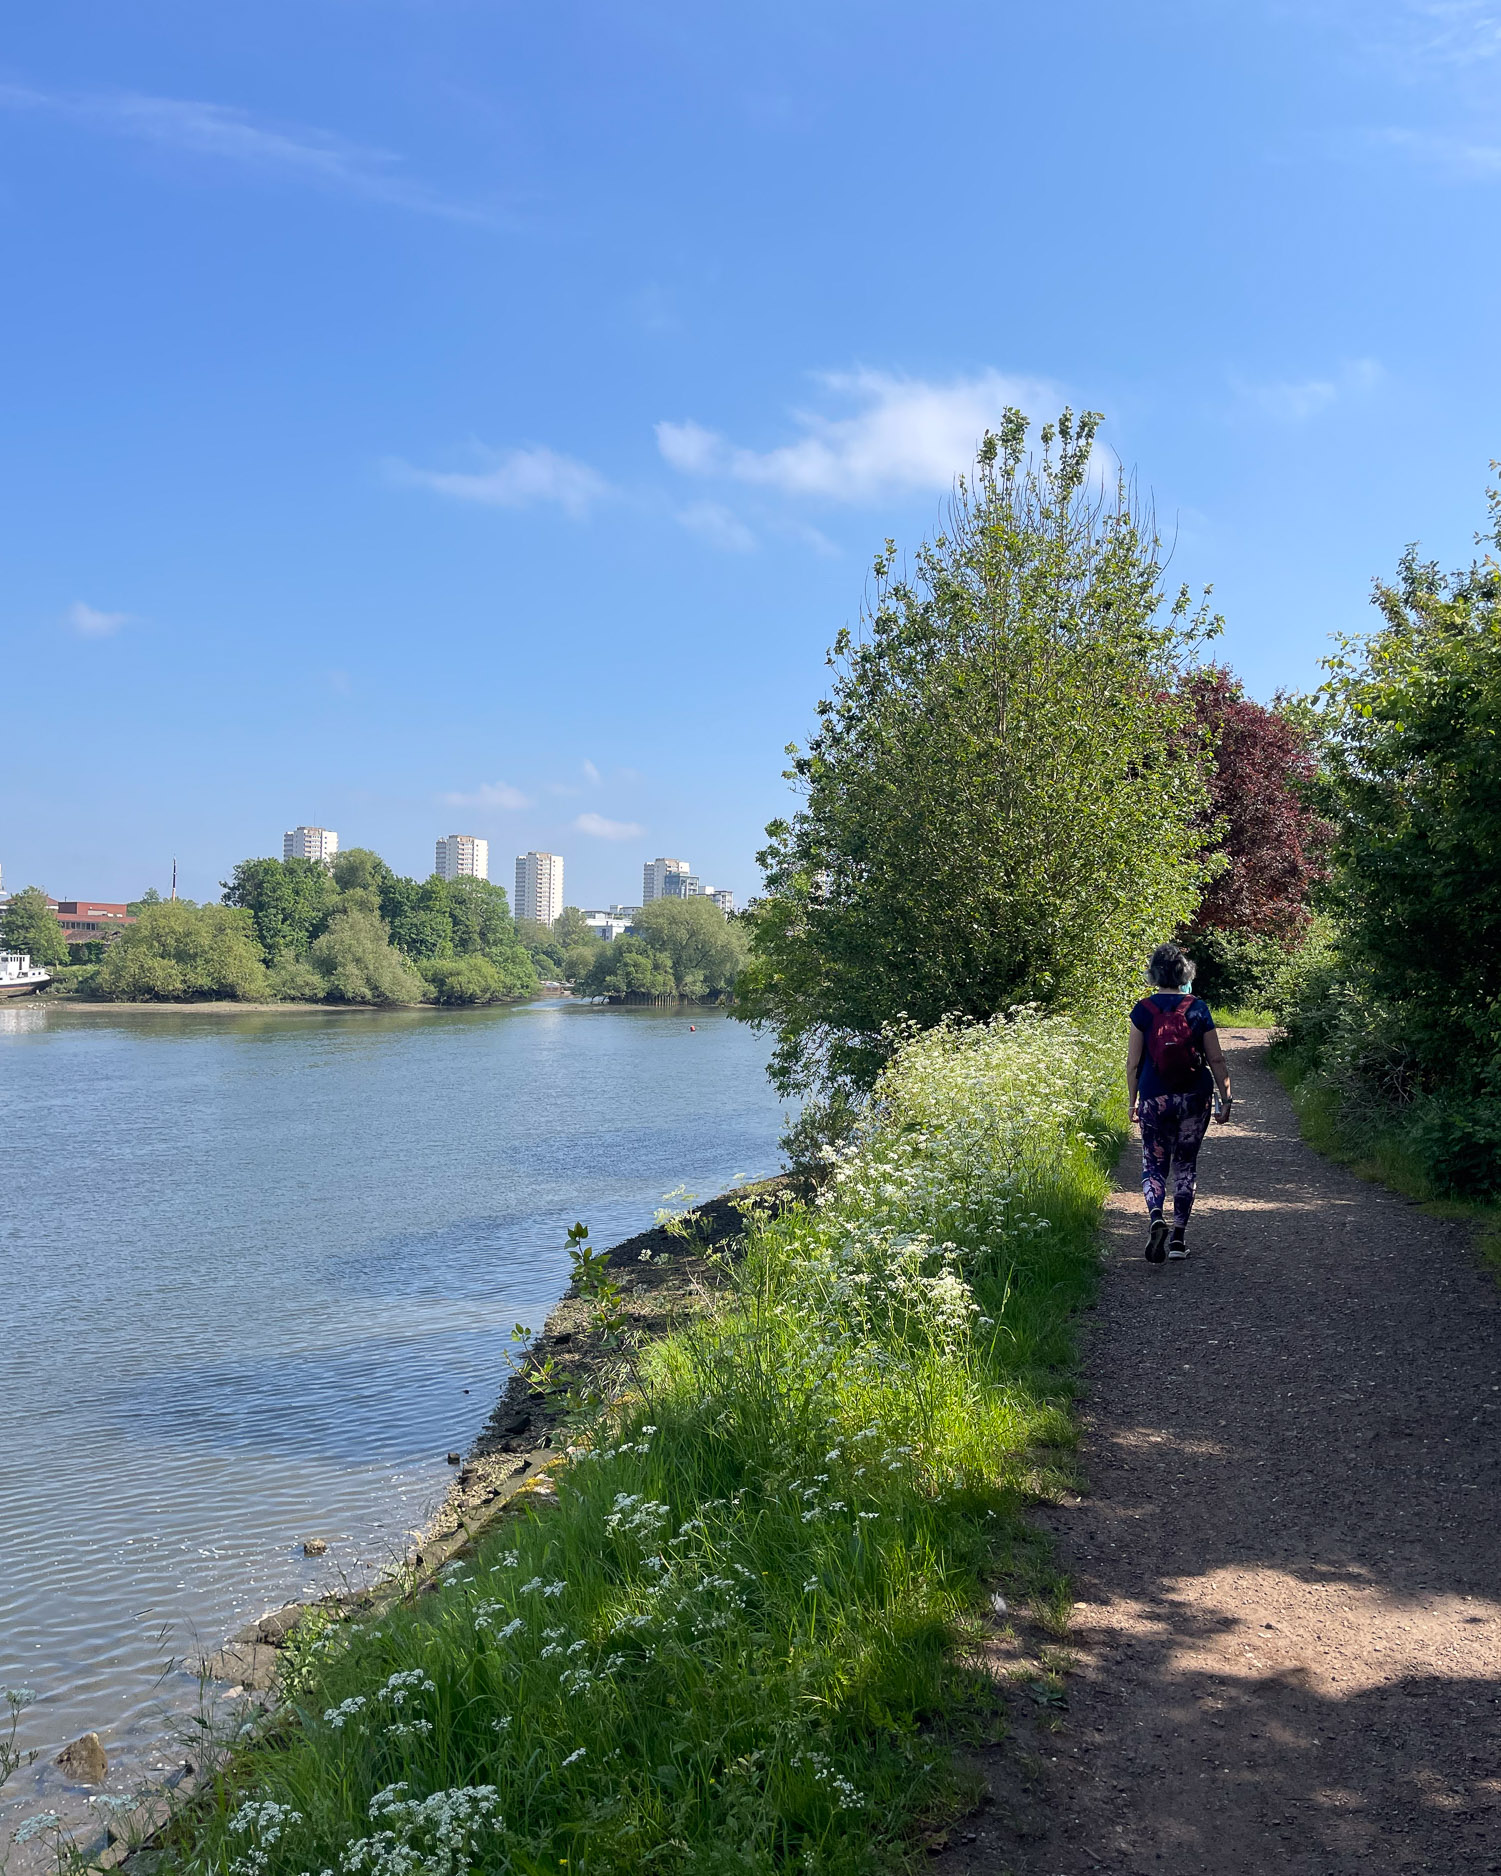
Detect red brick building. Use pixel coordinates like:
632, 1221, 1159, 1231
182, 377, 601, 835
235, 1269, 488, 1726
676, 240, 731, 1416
49, 900, 135, 946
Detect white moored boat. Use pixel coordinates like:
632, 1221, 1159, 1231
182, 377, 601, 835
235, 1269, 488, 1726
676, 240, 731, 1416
0, 951, 50, 997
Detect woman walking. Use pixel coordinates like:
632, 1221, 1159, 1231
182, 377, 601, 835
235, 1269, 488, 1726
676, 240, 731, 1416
1126, 942, 1233, 1262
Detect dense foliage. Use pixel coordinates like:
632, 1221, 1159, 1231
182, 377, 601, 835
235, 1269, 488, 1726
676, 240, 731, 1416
1178, 667, 1328, 939
165, 1010, 1120, 1876
221, 850, 537, 1000
578, 898, 748, 1002
63, 851, 537, 1005
0, 886, 69, 968
736, 411, 1215, 1097
1174, 668, 1330, 1008
222, 858, 339, 960
94, 901, 270, 1001
517, 913, 604, 987
1274, 493, 1501, 1193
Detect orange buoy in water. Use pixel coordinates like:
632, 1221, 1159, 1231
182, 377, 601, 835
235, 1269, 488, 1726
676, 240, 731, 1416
689, 1024, 696, 1031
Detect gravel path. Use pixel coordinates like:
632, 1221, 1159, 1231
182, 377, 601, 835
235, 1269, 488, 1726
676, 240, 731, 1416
943, 1033, 1501, 1874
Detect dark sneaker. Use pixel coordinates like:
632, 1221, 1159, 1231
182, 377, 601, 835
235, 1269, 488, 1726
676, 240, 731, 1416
1145, 1216, 1169, 1262
1167, 1232, 1190, 1261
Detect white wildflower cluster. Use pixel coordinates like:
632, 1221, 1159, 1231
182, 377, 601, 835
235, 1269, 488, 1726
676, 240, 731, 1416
572, 1424, 657, 1463
472, 1605, 525, 1642
322, 1670, 436, 1741
792, 1750, 864, 1811
227, 1800, 304, 1876
341, 1783, 504, 1876
13, 1814, 63, 1847
603, 1494, 671, 1541
767, 1009, 1111, 1380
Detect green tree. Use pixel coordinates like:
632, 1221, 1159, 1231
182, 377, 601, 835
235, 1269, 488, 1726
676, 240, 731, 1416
517, 918, 567, 977
221, 857, 338, 959
331, 848, 396, 897
127, 887, 164, 915
1320, 519, 1501, 1081
95, 902, 270, 1000
551, 906, 595, 947
0, 886, 70, 967
736, 410, 1215, 1096
445, 876, 539, 993
576, 934, 679, 999
419, 955, 512, 1004
308, 907, 426, 1004
632, 897, 747, 997
382, 875, 455, 960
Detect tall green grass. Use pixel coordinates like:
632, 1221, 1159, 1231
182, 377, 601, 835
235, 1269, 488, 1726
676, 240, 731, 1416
171, 1011, 1121, 1876
1271, 1048, 1501, 1277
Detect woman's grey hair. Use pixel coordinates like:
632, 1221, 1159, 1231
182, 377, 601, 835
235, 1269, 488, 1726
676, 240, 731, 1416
1147, 941, 1194, 989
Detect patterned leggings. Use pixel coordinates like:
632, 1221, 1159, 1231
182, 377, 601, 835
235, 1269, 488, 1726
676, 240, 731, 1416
1139, 1092, 1212, 1226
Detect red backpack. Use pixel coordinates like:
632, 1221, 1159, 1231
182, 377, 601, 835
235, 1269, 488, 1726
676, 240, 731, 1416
1142, 994, 1204, 1093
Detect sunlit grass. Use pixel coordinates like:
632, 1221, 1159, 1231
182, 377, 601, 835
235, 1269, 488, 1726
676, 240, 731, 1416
1271, 1051, 1501, 1281
168, 1012, 1122, 1876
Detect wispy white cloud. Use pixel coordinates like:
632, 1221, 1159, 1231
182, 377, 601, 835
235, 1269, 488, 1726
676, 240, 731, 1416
574, 812, 643, 840
442, 781, 531, 810
66, 600, 130, 637
390, 445, 611, 519
0, 82, 490, 223
582, 759, 602, 784
1233, 357, 1384, 423
1397, 0, 1501, 62
1371, 124, 1501, 175
676, 501, 757, 552
656, 368, 1058, 503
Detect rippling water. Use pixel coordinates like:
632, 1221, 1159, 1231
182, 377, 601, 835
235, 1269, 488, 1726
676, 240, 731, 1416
0, 998, 784, 1852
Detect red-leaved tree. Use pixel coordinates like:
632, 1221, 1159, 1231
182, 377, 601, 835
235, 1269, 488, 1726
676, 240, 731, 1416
1179, 667, 1329, 939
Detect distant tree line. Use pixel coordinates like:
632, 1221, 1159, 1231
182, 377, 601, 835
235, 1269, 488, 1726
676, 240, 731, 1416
5, 847, 750, 1007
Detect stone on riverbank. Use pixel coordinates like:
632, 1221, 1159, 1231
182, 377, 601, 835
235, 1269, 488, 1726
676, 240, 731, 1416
56, 1732, 108, 1783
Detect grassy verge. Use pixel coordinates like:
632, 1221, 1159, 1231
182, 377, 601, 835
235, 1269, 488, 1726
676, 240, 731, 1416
1270, 1047, 1501, 1276
165, 1011, 1121, 1876
1212, 1005, 1275, 1029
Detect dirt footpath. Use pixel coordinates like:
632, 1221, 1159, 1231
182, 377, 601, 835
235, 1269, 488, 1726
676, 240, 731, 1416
948, 1033, 1501, 1874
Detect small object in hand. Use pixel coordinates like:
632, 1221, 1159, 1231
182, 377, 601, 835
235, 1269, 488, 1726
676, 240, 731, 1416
1214, 1092, 1233, 1123
303, 1538, 328, 1557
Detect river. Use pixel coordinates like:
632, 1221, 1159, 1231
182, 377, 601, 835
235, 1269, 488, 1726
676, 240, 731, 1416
0, 997, 785, 1855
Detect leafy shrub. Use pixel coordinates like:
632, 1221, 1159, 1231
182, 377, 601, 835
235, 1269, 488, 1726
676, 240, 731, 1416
41, 963, 100, 996
1406, 1091, 1501, 1197
94, 902, 269, 1001
419, 956, 514, 1004
308, 909, 426, 1005
267, 957, 325, 1002
576, 933, 679, 1000
1182, 927, 1292, 1011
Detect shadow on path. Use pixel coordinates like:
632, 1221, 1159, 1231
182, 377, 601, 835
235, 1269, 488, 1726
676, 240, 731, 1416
938, 1036, 1501, 1875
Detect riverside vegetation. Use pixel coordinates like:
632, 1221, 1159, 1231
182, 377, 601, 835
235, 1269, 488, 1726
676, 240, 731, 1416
23, 407, 1463, 1872
151, 1008, 1121, 1876
1, 856, 747, 1008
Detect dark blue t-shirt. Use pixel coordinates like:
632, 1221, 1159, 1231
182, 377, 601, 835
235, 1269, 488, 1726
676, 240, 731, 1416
1131, 993, 1216, 1100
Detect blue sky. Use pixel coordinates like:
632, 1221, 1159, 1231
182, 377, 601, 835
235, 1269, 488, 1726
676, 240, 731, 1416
5, 1, 1501, 906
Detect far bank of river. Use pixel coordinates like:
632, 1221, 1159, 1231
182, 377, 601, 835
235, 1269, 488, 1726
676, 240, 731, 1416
0, 998, 785, 1862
